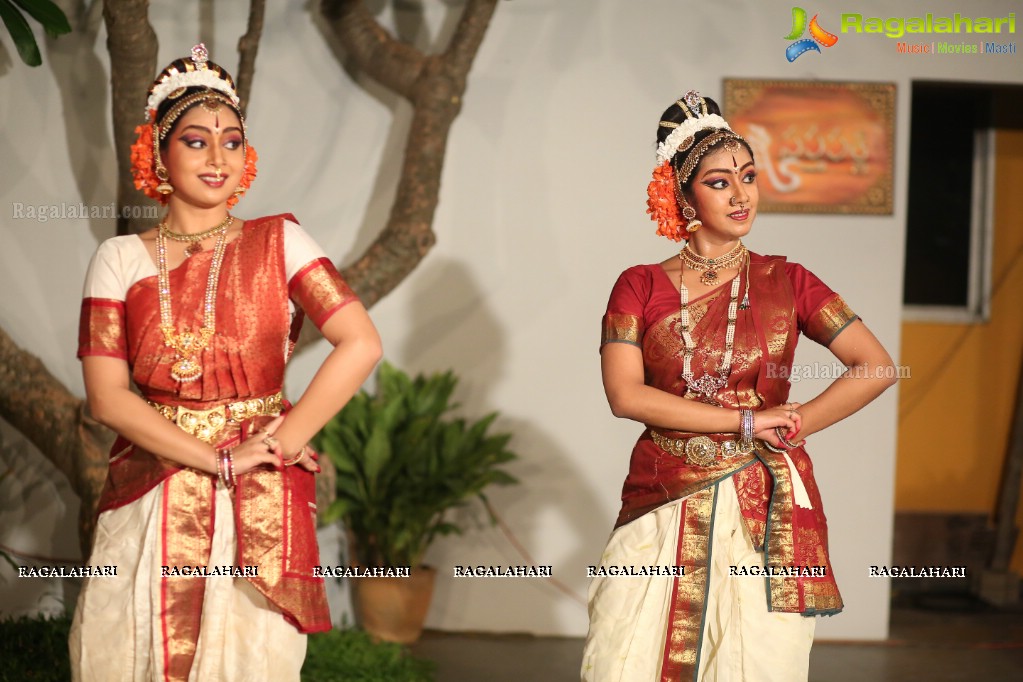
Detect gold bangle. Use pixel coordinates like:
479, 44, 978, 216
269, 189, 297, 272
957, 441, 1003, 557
282, 447, 306, 467
215, 450, 226, 486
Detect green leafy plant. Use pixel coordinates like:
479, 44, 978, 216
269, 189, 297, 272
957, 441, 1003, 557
0, 0, 71, 67
0, 616, 434, 682
314, 361, 518, 568
0, 614, 71, 681
302, 628, 434, 681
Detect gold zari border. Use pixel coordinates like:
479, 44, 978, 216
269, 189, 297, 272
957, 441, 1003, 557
78, 298, 127, 359
760, 451, 800, 611
290, 258, 358, 329
601, 313, 641, 346
805, 295, 858, 347
160, 469, 215, 679
660, 487, 715, 680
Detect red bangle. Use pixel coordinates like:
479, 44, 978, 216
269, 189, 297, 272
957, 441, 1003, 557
774, 427, 801, 450
217, 448, 235, 488
282, 446, 306, 467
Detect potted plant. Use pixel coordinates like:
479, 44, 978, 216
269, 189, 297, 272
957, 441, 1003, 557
313, 361, 518, 643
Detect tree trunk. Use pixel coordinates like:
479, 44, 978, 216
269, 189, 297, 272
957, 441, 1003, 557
235, 0, 267, 116
102, 0, 158, 236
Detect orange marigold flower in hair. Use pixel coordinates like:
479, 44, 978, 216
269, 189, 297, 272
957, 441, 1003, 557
130, 114, 167, 204
646, 160, 685, 242
228, 144, 258, 208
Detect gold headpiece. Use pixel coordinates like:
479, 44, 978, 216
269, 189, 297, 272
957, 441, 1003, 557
145, 43, 240, 117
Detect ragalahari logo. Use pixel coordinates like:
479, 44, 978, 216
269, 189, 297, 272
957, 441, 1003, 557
784, 7, 839, 61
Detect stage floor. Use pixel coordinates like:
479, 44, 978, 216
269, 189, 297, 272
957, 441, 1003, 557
411, 604, 1023, 681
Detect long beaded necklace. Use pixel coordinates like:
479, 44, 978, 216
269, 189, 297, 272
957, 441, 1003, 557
680, 240, 746, 286
160, 214, 234, 257
156, 216, 233, 382
678, 242, 748, 402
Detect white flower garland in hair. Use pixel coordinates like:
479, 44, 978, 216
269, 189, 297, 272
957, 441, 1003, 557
654, 114, 732, 166
145, 70, 240, 116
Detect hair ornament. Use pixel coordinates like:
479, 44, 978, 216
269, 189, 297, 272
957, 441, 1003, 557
191, 43, 209, 69
681, 89, 707, 117
675, 129, 745, 187
144, 43, 240, 116
655, 114, 732, 165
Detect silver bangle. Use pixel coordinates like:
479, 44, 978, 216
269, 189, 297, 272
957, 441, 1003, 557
739, 408, 755, 451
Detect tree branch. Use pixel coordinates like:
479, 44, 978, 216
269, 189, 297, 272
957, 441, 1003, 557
326, 0, 498, 309
235, 0, 266, 116
338, 88, 442, 307
444, 0, 498, 68
0, 328, 82, 487
320, 0, 426, 100
102, 0, 158, 236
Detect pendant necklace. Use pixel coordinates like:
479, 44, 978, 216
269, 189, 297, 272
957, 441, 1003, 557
680, 240, 746, 286
160, 213, 234, 257
678, 242, 747, 402
156, 216, 233, 382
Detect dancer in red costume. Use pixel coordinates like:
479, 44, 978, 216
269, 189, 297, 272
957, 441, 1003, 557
70, 44, 382, 681
582, 90, 896, 681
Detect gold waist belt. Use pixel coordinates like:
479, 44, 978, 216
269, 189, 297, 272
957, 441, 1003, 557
148, 392, 284, 443
650, 430, 762, 467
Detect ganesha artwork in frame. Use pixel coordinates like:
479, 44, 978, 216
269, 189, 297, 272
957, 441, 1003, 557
723, 79, 895, 214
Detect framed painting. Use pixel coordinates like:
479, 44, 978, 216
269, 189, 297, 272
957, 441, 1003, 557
722, 79, 895, 214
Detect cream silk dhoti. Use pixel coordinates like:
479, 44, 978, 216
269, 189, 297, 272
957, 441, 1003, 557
582, 478, 816, 681
69, 483, 307, 682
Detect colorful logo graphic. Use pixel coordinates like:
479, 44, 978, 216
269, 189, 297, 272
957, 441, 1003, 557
784, 7, 839, 61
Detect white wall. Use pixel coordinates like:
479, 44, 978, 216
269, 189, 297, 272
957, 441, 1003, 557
1, 0, 1020, 639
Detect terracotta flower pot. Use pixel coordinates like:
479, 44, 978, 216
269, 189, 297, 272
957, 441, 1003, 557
353, 565, 436, 644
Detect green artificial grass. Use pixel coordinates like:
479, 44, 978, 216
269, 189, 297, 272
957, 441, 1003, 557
0, 614, 72, 681
0, 613, 432, 682
303, 628, 435, 682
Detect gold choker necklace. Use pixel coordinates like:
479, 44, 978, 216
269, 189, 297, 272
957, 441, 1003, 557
680, 241, 746, 286
156, 217, 233, 382
159, 214, 234, 257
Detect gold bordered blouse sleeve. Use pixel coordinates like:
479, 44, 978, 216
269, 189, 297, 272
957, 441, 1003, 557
78, 239, 128, 360
804, 294, 858, 347
600, 266, 650, 349
284, 220, 359, 330
602, 313, 642, 346
787, 261, 859, 347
